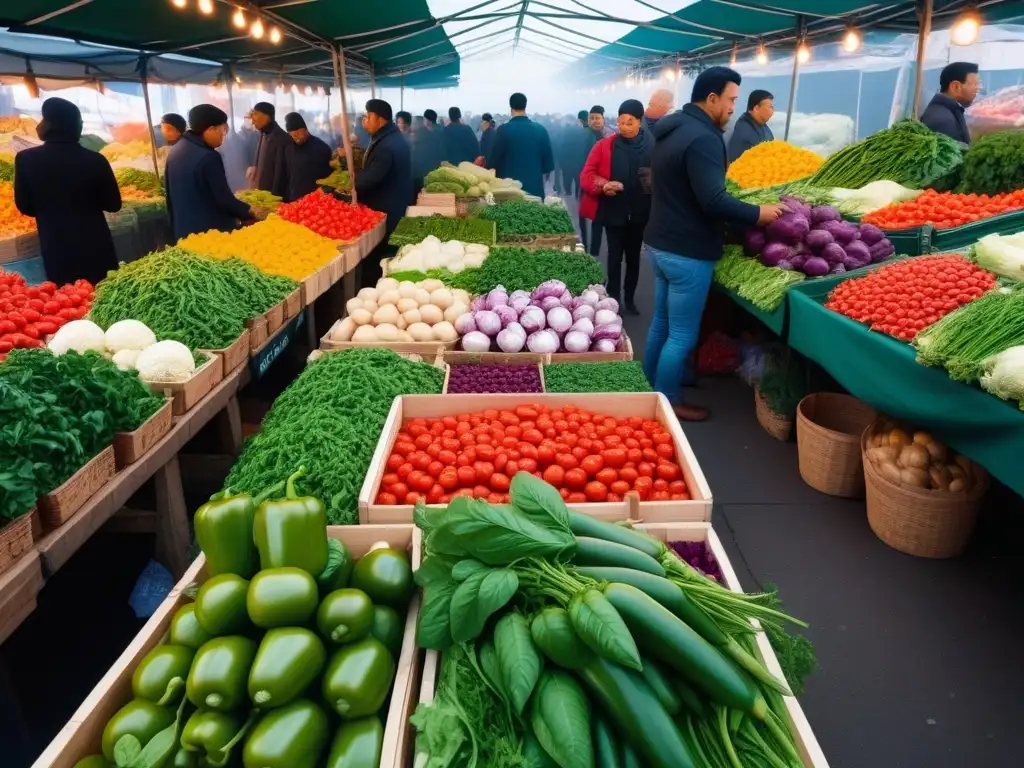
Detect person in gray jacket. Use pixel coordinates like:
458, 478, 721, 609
920, 62, 979, 146
727, 89, 774, 163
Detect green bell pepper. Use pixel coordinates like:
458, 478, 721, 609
241, 699, 329, 768
351, 547, 413, 608
316, 539, 353, 597
246, 567, 319, 629
72, 757, 112, 768
194, 574, 251, 636
316, 588, 374, 645
172, 747, 200, 768
131, 644, 195, 706
100, 699, 175, 762
369, 605, 404, 658
248, 628, 326, 708
321, 637, 395, 718
194, 491, 259, 578
170, 603, 214, 650
181, 709, 252, 768
187, 635, 258, 711
324, 717, 383, 768
253, 467, 328, 576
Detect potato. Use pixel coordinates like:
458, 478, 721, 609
407, 322, 434, 342
331, 317, 356, 342
444, 302, 468, 324
402, 308, 422, 325
398, 281, 417, 299
397, 329, 413, 342
899, 467, 929, 488
349, 308, 373, 326
948, 478, 966, 493
453, 289, 471, 307
429, 288, 454, 310
899, 445, 929, 470
419, 304, 443, 325
378, 290, 402, 307
361, 300, 379, 316
374, 323, 399, 342
879, 461, 902, 485
377, 277, 399, 292
924, 440, 948, 464
397, 297, 419, 313
888, 428, 910, 449
912, 431, 933, 446
413, 288, 432, 307
372, 304, 401, 326
868, 446, 897, 465
357, 287, 379, 302
420, 278, 445, 292
345, 297, 364, 314
396, 316, 407, 330
929, 465, 951, 491
954, 454, 974, 481
432, 321, 457, 342
352, 324, 377, 342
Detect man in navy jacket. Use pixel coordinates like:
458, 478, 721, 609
486, 92, 554, 199
920, 62, 979, 146
727, 89, 775, 163
643, 67, 783, 422
443, 106, 481, 165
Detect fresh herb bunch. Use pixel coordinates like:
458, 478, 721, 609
89, 247, 297, 350
757, 352, 807, 419
224, 348, 444, 524
476, 199, 575, 237
470, 247, 605, 295
714, 246, 805, 311
733, 180, 836, 207
386, 267, 483, 293
958, 131, 1024, 196
389, 215, 496, 247
542, 362, 652, 393
114, 167, 163, 196
761, 582, 818, 697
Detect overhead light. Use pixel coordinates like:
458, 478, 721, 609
251, 18, 265, 39
625, 76, 634, 88
269, 26, 282, 44
232, 8, 246, 29
951, 8, 981, 46
197, 0, 213, 15
842, 26, 862, 53
664, 67, 676, 83
305, 86, 313, 96
234, 75, 242, 85
797, 41, 811, 64
756, 43, 768, 66
171, 0, 187, 8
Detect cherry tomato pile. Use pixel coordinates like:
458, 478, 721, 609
824, 255, 997, 341
375, 404, 690, 507
277, 190, 385, 241
862, 189, 1024, 231
0, 271, 94, 356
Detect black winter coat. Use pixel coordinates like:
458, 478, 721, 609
727, 112, 774, 163
285, 135, 333, 202
413, 125, 445, 179
480, 126, 497, 160
14, 140, 121, 285
254, 121, 290, 198
356, 122, 413, 236
443, 122, 480, 166
165, 132, 251, 240
920, 93, 971, 146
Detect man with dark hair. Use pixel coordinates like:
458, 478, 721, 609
485, 93, 554, 198
921, 61, 980, 145
643, 66, 784, 422
413, 108, 445, 192
396, 111, 412, 135
443, 106, 480, 165
479, 113, 497, 160
357, 99, 412, 286
160, 113, 186, 147
247, 101, 289, 198
283, 112, 333, 202
727, 89, 775, 163
579, 105, 612, 254
589, 105, 614, 138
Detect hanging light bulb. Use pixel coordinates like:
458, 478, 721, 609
251, 18, 265, 39
269, 26, 282, 44
951, 8, 981, 46
756, 43, 768, 66
232, 8, 246, 29
842, 26, 862, 53
797, 41, 811, 64
305, 86, 313, 96
170, 0, 187, 8
663, 67, 676, 83
625, 75, 634, 88
197, 0, 213, 15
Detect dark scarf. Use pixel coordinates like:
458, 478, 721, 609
600, 130, 653, 225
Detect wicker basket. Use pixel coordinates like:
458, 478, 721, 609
796, 393, 876, 498
754, 387, 792, 441
862, 428, 988, 558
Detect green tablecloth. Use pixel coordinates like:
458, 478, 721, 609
787, 284, 1024, 496
714, 283, 787, 335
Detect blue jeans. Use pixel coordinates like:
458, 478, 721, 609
643, 246, 715, 405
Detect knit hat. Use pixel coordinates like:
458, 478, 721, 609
284, 112, 307, 132
366, 99, 393, 122
252, 102, 275, 119
618, 99, 645, 120
161, 113, 186, 133
38, 97, 83, 142
188, 104, 229, 134
589, 105, 605, 115
482, 113, 493, 123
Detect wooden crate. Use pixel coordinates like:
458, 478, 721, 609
417, 192, 456, 208
415, 522, 829, 768
441, 362, 545, 395
113, 399, 173, 469
320, 319, 450, 357
406, 205, 457, 218
343, 241, 362, 274
245, 315, 269, 353
0, 236, 19, 264
0, 510, 35, 577
16, 231, 41, 258
143, 353, 225, 416
0, 548, 43, 645
32, 525, 424, 768
37, 446, 116, 530
264, 299, 286, 335
302, 267, 326, 305
329, 250, 347, 284
201, 329, 250, 375
548, 333, 634, 363
358, 393, 712, 524
359, 218, 387, 259
283, 287, 303, 320
439, 350, 552, 366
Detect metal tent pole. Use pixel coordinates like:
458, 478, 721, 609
332, 45, 356, 205
911, 0, 934, 119
400, 73, 405, 110
226, 66, 237, 132
370, 65, 376, 98
140, 58, 161, 179
783, 19, 804, 142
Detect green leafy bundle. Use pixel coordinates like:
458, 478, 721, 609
714, 246, 805, 311
958, 131, 1024, 195
89, 248, 298, 350
389, 215, 496, 247
469, 247, 604, 295
733, 180, 837, 207
475, 200, 575, 237
0, 159, 13, 183
114, 167, 164, 196
542, 362, 652, 393
224, 349, 444, 524
757, 351, 808, 419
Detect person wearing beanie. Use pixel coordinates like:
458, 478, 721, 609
412, 108, 445, 193
160, 113, 186, 147
356, 99, 412, 287
442, 106, 480, 166
478, 112, 497, 162
283, 112, 333, 202
14, 97, 121, 285
165, 104, 257, 240
485, 92, 553, 199
247, 101, 289, 198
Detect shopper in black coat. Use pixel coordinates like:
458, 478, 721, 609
14, 97, 121, 285
920, 62, 979, 146
165, 105, 256, 240
248, 102, 289, 198
443, 107, 480, 165
413, 109, 445, 182
283, 112, 333, 202
479, 113, 497, 161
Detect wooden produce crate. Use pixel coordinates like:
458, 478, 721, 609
414, 522, 829, 768
438, 350, 552, 366
200, 329, 250, 375
441, 362, 545, 394
113, 399, 173, 469
37, 447, 116, 530
406, 205, 457, 218
548, 333, 634, 363
0, 548, 43, 644
143, 352, 224, 416
33, 525, 424, 768
244, 315, 268, 353
417, 192, 456, 208
358, 393, 712, 524
302, 265, 329, 305
359, 218, 387, 260
0, 509, 35, 577
0, 235, 19, 264
320, 319, 451, 357
283, 287, 303, 320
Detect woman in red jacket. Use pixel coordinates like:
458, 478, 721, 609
579, 99, 653, 315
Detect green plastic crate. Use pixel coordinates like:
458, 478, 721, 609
931, 209, 1024, 251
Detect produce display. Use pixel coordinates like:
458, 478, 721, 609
0, 116, 38, 136
276, 190, 384, 241
235, 189, 282, 211
179, 217, 334, 281
862, 189, 1024, 231
829, 180, 923, 217
0, 348, 163, 522
474, 199, 576, 241
0, 158, 12, 183
864, 422, 982, 492
0, 272, 93, 355
114, 168, 163, 196
543, 361, 652, 393
118, 185, 162, 204
966, 84, 1024, 137
713, 247, 805, 312
225, 349, 444, 524
980, 343, 1024, 408
329, 277, 470, 344
101, 140, 156, 162
389, 215, 496, 247
374, 403, 690, 506
455, 281, 625, 355
824, 254, 997, 341
447, 363, 543, 394
732, 179, 836, 208
974, 231, 1024, 279
958, 131, 1024, 195
75, 478, 415, 768
0, 181, 35, 235
423, 162, 525, 199
808, 120, 963, 190
316, 160, 352, 191
467, 246, 605, 296
89, 248, 297, 350
386, 237, 488, 275
411, 476, 806, 767
726, 140, 824, 189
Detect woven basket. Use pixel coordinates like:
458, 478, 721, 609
796, 393, 876, 498
862, 428, 987, 558
754, 387, 792, 441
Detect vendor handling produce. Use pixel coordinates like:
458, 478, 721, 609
284, 112, 333, 202
920, 61, 979, 146
165, 104, 259, 240
14, 96, 122, 285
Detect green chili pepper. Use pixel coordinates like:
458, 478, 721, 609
194, 574, 251, 637
131, 644, 195, 705
321, 637, 395, 718
241, 699, 330, 768
253, 467, 328, 575
194, 492, 259, 578
180, 709, 253, 768
248, 628, 327, 708
187, 635, 258, 711
171, 747, 200, 768
316, 588, 374, 645
169, 603, 213, 650
100, 700, 174, 762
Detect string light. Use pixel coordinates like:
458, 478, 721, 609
251, 18, 265, 39
756, 43, 768, 66
269, 26, 282, 44
170, 0, 187, 8
197, 0, 213, 15
951, 8, 981, 46
232, 8, 246, 29
796, 41, 811, 64
842, 26, 862, 53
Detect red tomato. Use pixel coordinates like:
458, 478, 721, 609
566, 492, 587, 504
584, 481, 608, 502
656, 462, 680, 481
596, 468, 618, 486
542, 465, 565, 486
564, 468, 588, 490
490, 473, 510, 492
457, 466, 476, 487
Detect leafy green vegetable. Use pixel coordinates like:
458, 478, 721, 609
756, 350, 808, 419
114, 168, 164, 196
389, 215, 496, 247
958, 131, 1024, 195
713, 245, 805, 311
475, 200, 575, 238
449, 567, 519, 643
469, 247, 604, 295
568, 589, 642, 671
732, 179, 836, 207
436, 498, 576, 566
509, 471, 571, 533
529, 671, 593, 768
760, 582, 818, 697
494, 613, 542, 717
542, 362, 652, 394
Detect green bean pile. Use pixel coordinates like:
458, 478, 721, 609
713, 247, 804, 311
543, 361, 653, 393
224, 349, 445, 524
89, 248, 298, 349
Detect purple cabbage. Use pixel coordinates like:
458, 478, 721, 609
766, 213, 810, 245
777, 259, 794, 271
843, 240, 872, 269
805, 228, 835, 252
869, 239, 896, 263
858, 223, 886, 246
817, 219, 859, 245
790, 253, 807, 270
809, 205, 841, 225
830, 263, 847, 275
802, 256, 830, 277
780, 195, 812, 219
447, 363, 541, 394
744, 228, 766, 255
761, 242, 794, 267
820, 242, 846, 266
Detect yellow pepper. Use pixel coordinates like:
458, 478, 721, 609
0, 182, 35, 235
727, 140, 825, 189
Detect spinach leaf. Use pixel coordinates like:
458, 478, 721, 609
529, 671, 594, 768
530, 607, 592, 670
451, 559, 490, 582
415, 554, 455, 589
477, 638, 510, 706
568, 589, 642, 671
494, 613, 543, 717
418, 581, 458, 650
443, 500, 574, 565
449, 568, 518, 643
414, 498, 448, 535
523, 728, 559, 768
509, 472, 570, 534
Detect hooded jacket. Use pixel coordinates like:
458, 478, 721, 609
644, 104, 759, 261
